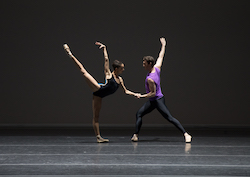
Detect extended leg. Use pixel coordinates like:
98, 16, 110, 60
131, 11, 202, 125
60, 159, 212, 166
63, 44, 100, 92
156, 97, 192, 143
131, 100, 155, 141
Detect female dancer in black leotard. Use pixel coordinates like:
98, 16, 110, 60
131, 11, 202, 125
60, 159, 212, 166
63, 42, 139, 143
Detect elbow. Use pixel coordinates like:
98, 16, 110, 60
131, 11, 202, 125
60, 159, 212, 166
151, 91, 156, 97
125, 90, 133, 95
148, 92, 156, 98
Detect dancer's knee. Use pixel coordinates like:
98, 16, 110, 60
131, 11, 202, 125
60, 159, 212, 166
80, 68, 86, 74
161, 113, 174, 123
136, 110, 143, 119
82, 70, 90, 77
92, 116, 99, 123
166, 116, 179, 125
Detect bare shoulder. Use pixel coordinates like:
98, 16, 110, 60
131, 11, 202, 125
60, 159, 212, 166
105, 72, 112, 79
119, 76, 124, 83
154, 64, 161, 71
147, 78, 155, 84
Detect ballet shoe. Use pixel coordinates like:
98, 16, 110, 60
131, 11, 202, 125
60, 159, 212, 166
96, 135, 109, 143
63, 44, 73, 57
184, 133, 192, 143
131, 134, 138, 142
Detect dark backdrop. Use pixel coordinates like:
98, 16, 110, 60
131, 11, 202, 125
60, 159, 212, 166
0, 0, 249, 126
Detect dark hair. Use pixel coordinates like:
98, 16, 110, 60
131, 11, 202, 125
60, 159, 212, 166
143, 56, 155, 66
112, 60, 123, 70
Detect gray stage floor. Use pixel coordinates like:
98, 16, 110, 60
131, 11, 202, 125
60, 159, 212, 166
0, 126, 249, 176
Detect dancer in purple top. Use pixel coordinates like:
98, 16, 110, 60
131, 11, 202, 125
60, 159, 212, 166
131, 37, 192, 143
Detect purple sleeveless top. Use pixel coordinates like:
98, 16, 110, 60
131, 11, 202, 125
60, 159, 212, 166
145, 67, 164, 101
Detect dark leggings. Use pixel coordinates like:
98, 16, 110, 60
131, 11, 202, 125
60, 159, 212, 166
135, 97, 186, 134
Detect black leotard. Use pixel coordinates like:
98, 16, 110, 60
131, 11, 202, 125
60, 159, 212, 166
93, 75, 119, 98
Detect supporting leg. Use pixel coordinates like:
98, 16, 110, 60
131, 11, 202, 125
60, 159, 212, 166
132, 100, 155, 141
92, 95, 109, 143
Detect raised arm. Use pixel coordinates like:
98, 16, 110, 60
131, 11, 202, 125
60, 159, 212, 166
95, 42, 112, 78
154, 37, 167, 70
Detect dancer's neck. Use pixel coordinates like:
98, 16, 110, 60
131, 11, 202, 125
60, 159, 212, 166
112, 71, 119, 78
148, 66, 155, 73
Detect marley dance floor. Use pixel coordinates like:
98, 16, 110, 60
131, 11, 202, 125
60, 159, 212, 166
0, 126, 249, 176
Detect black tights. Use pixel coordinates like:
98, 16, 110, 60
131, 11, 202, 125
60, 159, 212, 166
135, 97, 186, 134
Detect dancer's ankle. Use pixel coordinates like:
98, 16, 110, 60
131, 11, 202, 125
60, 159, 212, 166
131, 134, 138, 142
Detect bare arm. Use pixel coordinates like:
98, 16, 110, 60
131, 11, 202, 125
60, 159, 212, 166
95, 42, 112, 78
154, 37, 167, 70
63, 44, 85, 71
119, 77, 139, 97
139, 79, 156, 98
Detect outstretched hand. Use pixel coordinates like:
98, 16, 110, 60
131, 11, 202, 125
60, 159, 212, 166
95, 42, 106, 49
134, 93, 141, 99
160, 37, 167, 46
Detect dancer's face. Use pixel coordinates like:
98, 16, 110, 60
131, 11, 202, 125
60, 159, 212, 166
116, 64, 125, 74
143, 60, 151, 70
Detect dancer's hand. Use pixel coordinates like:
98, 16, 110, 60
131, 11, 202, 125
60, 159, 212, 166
134, 93, 141, 99
95, 42, 106, 49
160, 37, 167, 46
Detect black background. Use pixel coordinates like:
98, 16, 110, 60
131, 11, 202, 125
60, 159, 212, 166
0, 0, 249, 126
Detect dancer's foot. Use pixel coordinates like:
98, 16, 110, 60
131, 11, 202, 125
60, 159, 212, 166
184, 133, 192, 143
96, 135, 109, 143
63, 44, 73, 57
131, 134, 138, 142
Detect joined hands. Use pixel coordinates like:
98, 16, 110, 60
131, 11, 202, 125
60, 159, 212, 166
134, 93, 141, 99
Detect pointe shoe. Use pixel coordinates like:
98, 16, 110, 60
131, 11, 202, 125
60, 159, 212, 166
63, 44, 73, 57
131, 134, 138, 142
184, 133, 192, 143
96, 135, 109, 143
